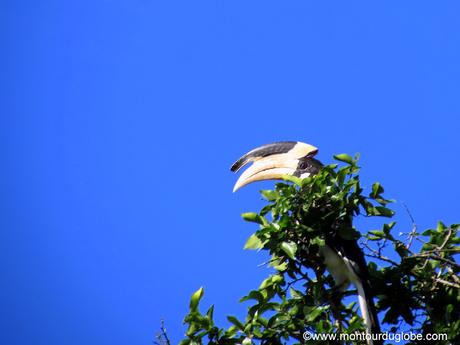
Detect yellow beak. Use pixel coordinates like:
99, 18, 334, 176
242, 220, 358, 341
231, 142, 318, 192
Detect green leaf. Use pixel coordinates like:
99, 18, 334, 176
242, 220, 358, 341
290, 287, 303, 299
259, 277, 271, 289
311, 237, 325, 247
273, 261, 288, 271
271, 275, 283, 284
300, 176, 313, 187
244, 233, 263, 250
224, 325, 238, 337
240, 290, 265, 303
189, 287, 204, 311
337, 168, 348, 186
422, 229, 435, 236
306, 306, 327, 322
374, 206, 394, 217
241, 212, 266, 225
368, 206, 394, 217
282, 174, 303, 186
242, 337, 252, 345
395, 242, 409, 258
370, 182, 384, 198
382, 222, 396, 240
383, 221, 396, 234
437, 221, 447, 232
334, 153, 354, 165
280, 241, 297, 260
261, 189, 278, 201
259, 275, 284, 289
206, 305, 214, 320
369, 230, 385, 237
227, 316, 244, 330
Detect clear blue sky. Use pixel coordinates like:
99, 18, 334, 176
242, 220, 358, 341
1, 1, 459, 344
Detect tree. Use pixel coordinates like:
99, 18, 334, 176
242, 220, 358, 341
167, 155, 459, 345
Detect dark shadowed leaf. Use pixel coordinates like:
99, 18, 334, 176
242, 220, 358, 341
338, 227, 361, 240
240, 290, 265, 303
227, 316, 244, 330
370, 182, 384, 198
372, 206, 394, 217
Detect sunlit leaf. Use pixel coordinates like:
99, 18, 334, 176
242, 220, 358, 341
189, 287, 204, 311
241, 212, 266, 225
280, 241, 297, 260
244, 233, 263, 250
334, 153, 354, 164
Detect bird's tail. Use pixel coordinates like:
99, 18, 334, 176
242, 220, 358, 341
356, 280, 381, 345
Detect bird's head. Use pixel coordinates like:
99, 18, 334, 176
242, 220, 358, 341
230, 141, 321, 192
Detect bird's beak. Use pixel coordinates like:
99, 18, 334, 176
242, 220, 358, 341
230, 141, 318, 192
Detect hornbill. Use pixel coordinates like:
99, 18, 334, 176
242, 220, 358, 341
231, 141, 381, 345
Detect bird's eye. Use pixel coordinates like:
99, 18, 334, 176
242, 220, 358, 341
298, 159, 308, 169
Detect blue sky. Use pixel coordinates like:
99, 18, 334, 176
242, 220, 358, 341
1, 1, 459, 344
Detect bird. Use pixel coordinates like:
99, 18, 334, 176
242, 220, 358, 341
231, 141, 381, 345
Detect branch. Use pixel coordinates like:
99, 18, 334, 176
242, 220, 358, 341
411, 253, 460, 270
361, 240, 399, 266
153, 320, 171, 345
434, 277, 460, 289
402, 202, 417, 251
439, 227, 453, 252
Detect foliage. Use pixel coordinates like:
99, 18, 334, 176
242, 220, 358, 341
177, 155, 459, 345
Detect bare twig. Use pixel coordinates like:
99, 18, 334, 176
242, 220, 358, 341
411, 253, 460, 270
154, 319, 171, 345
434, 277, 460, 289
364, 252, 400, 266
361, 240, 399, 266
402, 202, 417, 251
257, 257, 279, 267
439, 227, 453, 252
